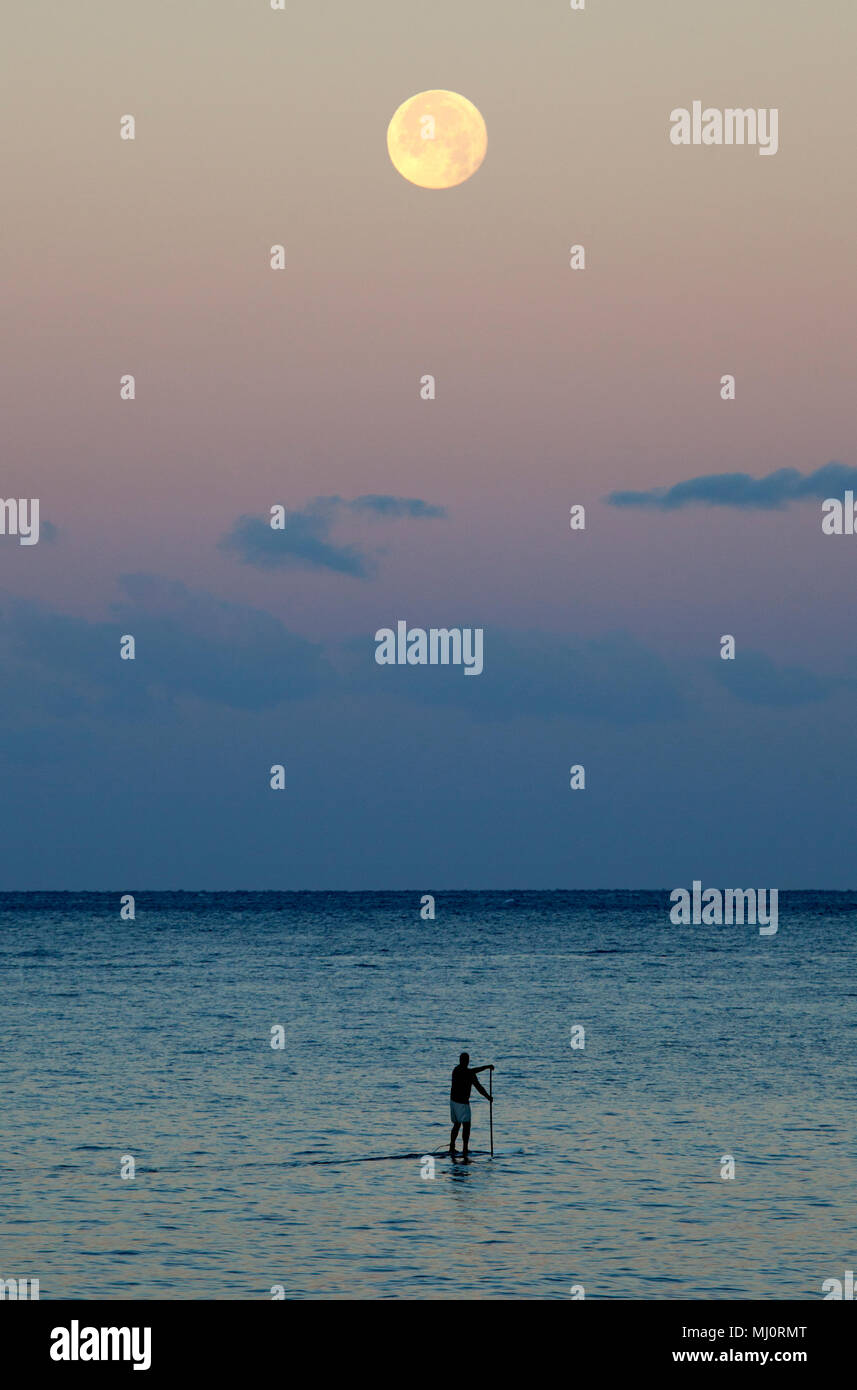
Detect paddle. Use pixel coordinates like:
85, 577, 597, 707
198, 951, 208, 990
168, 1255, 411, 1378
489, 1066, 494, 1157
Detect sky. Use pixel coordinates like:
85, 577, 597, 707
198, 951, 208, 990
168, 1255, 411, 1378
2, 0, 856, 887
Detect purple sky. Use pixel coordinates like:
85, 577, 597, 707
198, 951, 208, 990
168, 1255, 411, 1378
2, 0, 856, 886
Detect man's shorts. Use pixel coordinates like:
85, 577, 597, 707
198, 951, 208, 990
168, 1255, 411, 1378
450, 1100, 471, 1124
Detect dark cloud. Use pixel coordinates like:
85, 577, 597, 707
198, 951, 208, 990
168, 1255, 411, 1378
344, 628, 686, 724
220, 494, 447, 576
711, 649, 842, 707
347, 495, 446, 519
349, 629, 849, 717
0, 575, 843, 750
221, 512, 369, 577
0, 575, 330, 716
606, 461, 857, 511
0, 594, 686, 730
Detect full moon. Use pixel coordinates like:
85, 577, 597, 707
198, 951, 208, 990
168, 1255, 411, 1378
386, 90, 487, 190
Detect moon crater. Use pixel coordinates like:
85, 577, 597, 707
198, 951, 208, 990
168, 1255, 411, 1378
387, 90, 487, 190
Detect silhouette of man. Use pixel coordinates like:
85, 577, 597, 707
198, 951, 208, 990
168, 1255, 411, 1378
449, 1052, 493, 1157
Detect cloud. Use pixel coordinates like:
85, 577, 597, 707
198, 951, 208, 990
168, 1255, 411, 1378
220, 494, 447, 576
2, 573, 842, 747
222, 512, 369, 576
343, 628, 686, 724
606, 461, 857, 511
711, 649, 842, 707
0, 575, 330, 716
347, 495, 446, 519
348, 629, 850, 718
0, 594, 682, 733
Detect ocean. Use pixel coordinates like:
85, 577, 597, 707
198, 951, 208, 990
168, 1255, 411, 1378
2, 890, 855, 1300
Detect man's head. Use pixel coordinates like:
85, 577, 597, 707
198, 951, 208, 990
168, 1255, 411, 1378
459, 1052, 469, 1066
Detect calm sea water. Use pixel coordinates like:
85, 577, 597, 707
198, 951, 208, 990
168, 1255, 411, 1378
2, 891, 855, 1300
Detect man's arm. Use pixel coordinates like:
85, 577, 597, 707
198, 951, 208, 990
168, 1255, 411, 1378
470, 1065, 494, 1100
